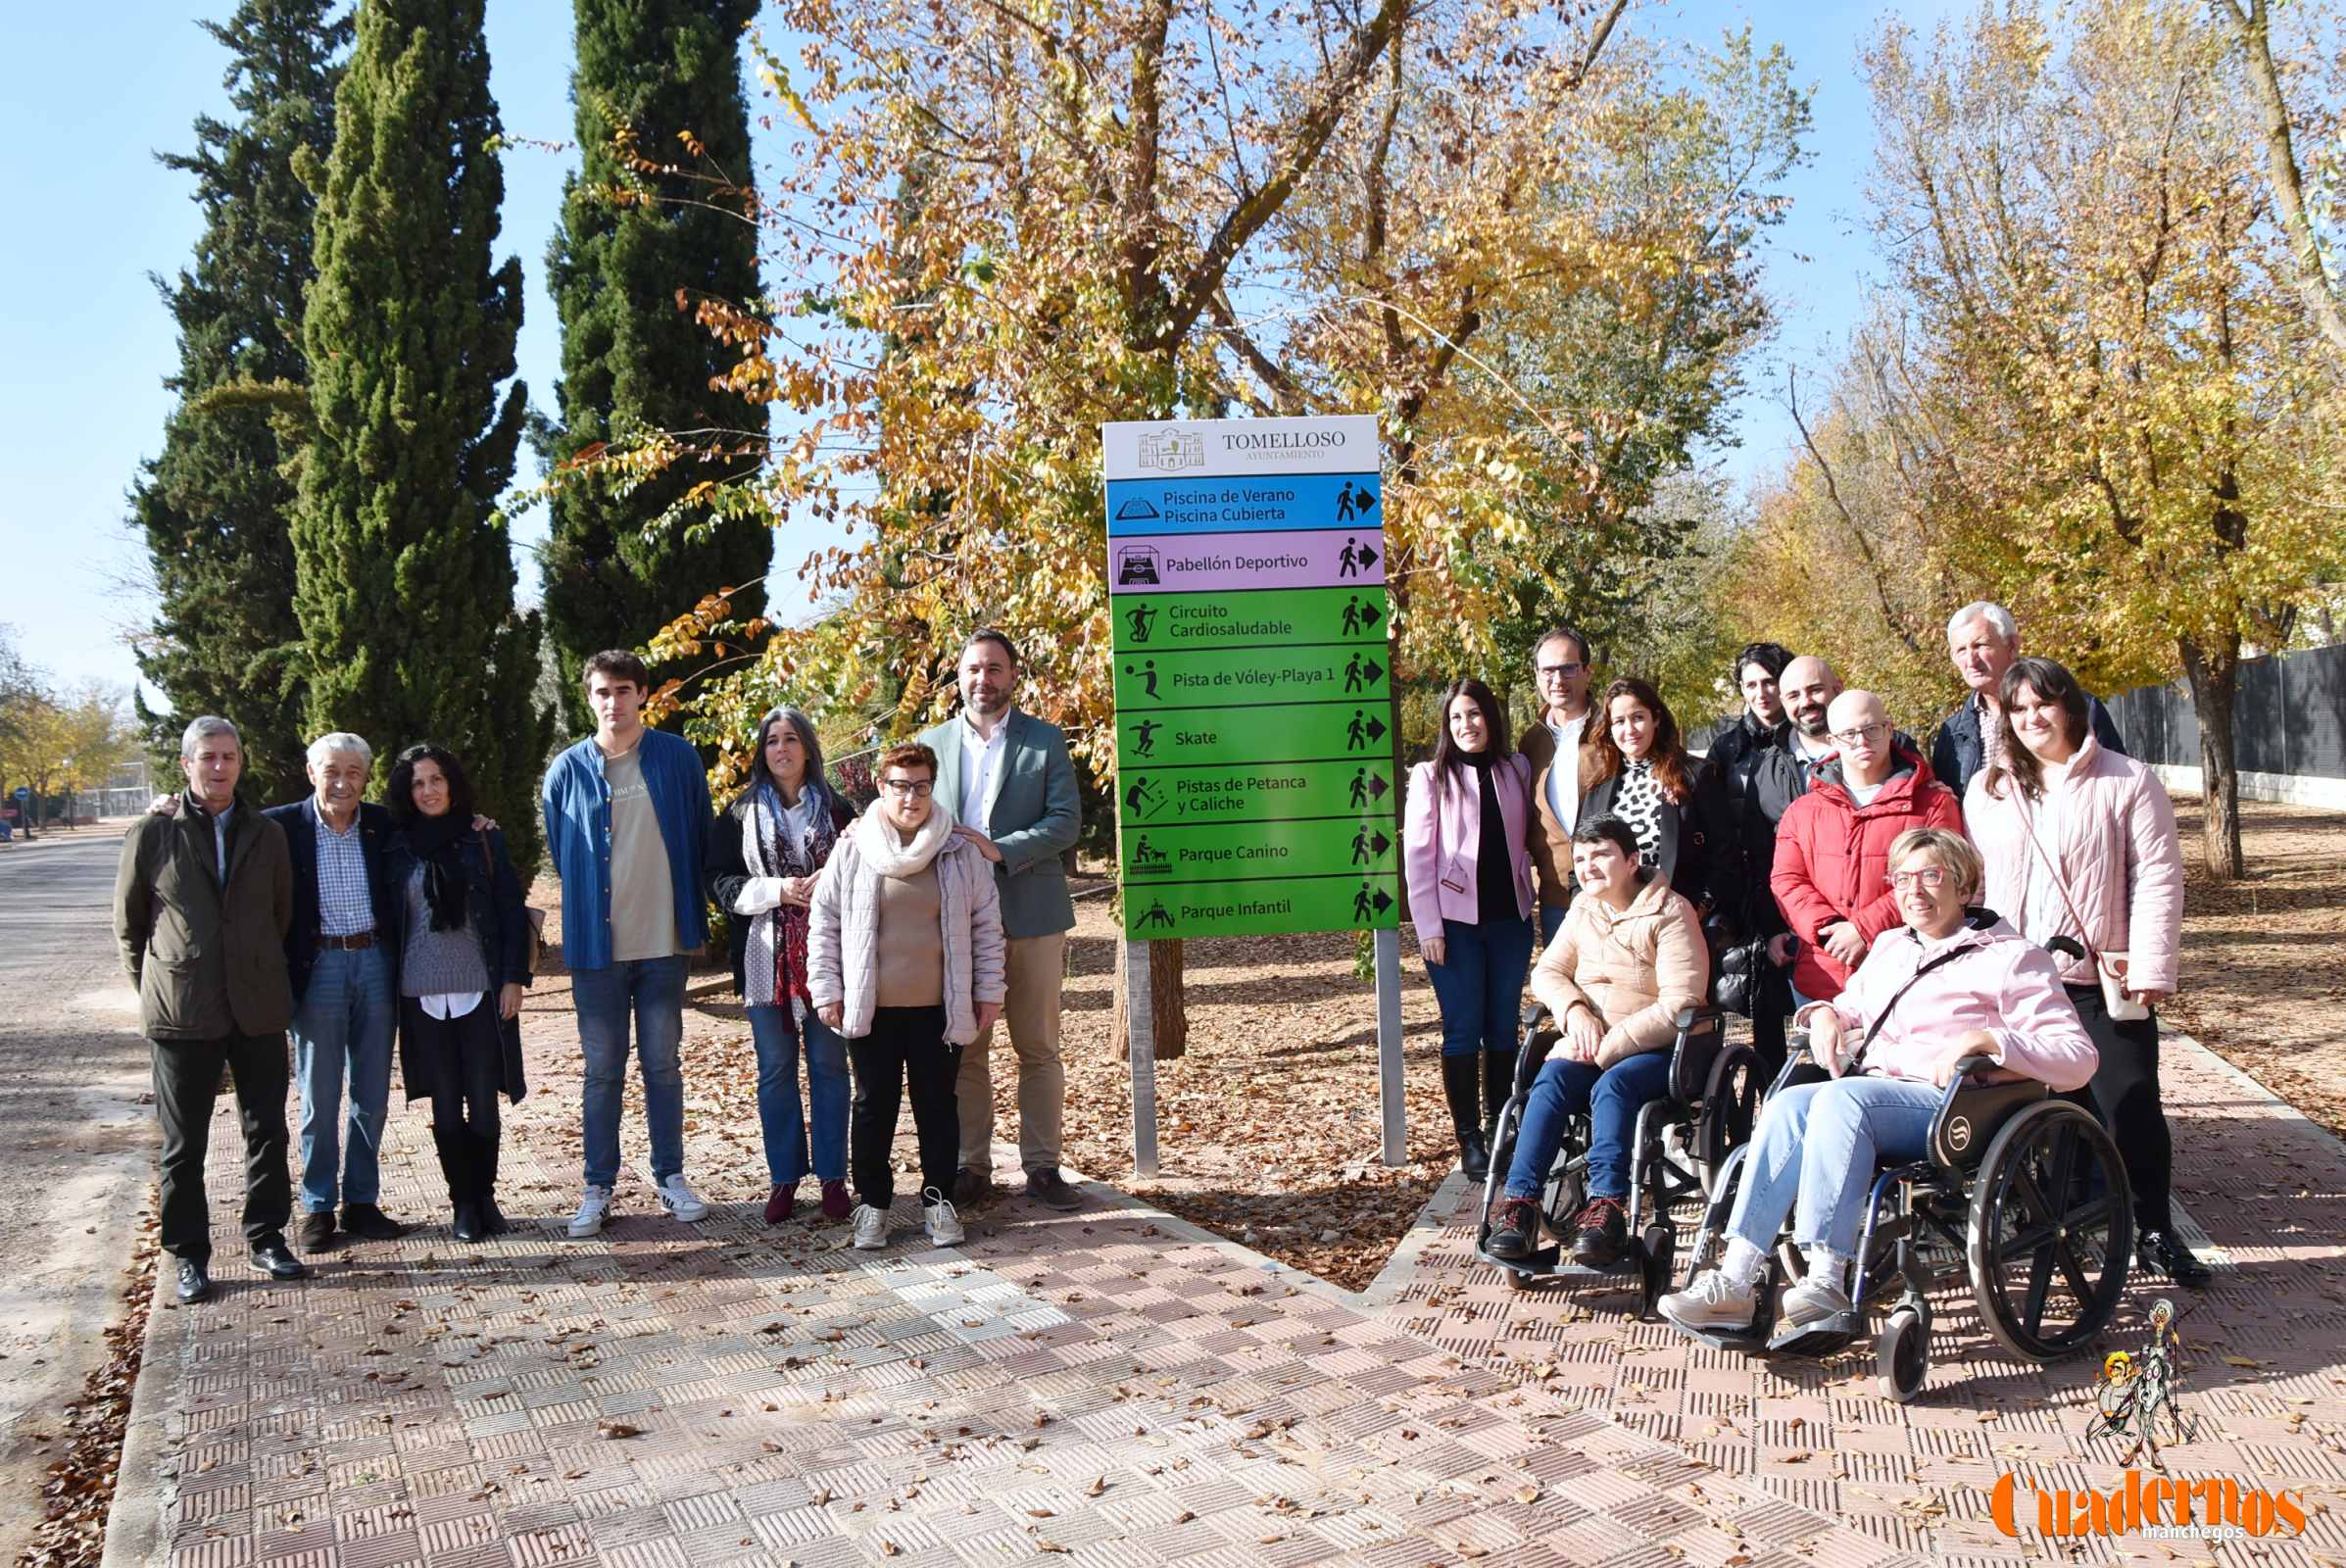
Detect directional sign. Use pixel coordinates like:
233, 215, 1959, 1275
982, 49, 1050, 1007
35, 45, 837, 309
1106, 417, 1397, 941
1111, 586, 1385, 650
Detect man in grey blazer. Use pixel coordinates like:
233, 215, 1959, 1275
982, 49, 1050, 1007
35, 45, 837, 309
920, 630, 1085, 1210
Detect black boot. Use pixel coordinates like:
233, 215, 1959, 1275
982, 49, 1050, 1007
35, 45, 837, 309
433, 1124, 482, 1243
1482, 1049, 1513, 1148
1442, 1054, 1490, 1180
471, 1129, 509, 1237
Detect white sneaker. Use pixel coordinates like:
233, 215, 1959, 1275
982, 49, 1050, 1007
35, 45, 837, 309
1659, 1269, 1758, 1332
922, 1190, 964, 1248
567, 1185, 614, 1239
1780, 1273, 1854, 1332
658, 1174, 709, 1222
851, 1202, 891, 1250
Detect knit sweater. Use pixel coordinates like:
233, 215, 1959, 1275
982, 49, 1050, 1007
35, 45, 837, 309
399, 863, 490, 998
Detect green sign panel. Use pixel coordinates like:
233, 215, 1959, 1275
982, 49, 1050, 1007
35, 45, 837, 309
1105, 415, 1397, 939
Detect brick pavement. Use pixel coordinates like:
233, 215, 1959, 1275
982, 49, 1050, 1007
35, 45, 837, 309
106, 1015, 2346, 1568
1364, 1029, 2346, 1563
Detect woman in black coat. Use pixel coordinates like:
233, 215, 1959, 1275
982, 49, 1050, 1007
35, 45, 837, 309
383, 744, 532, 1242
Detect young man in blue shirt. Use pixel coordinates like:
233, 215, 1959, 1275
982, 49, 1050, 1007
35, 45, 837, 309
542, 651, 714, 1237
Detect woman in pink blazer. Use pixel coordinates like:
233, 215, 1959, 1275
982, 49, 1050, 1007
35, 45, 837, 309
1966, 658, 2203, 1286
1403, 677, 1537, 1178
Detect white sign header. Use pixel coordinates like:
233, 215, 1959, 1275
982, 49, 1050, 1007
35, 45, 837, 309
1101, 415, 1379, 482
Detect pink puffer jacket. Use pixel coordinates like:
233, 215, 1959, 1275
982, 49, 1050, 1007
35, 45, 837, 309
1798, 915, 2098, 1091
1964, 737, 2184, 994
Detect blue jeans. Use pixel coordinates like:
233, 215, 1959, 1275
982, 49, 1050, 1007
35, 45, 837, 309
750, 1004, 850, 1187
291, 945, 395, 1211
573, 956, 689, 1190
1540, 905, 1568, 946
1727, 1075, 1938, 1259
1424, 916, 1535, 1058
1504, 1050, 1672, 1202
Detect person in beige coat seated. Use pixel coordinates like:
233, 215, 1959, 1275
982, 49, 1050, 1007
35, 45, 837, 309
808, 742, 1004, 1251
1487, 815, 1708, 1270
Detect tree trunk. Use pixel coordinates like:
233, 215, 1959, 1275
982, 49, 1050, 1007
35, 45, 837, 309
1112, 936, 1188, 1059
2219, 0, 2346, 367
2177, 634, 2246, 881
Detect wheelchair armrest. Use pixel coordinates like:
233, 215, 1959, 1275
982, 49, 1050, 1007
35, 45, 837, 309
1521, 999, 1547, 1030
1929, 1062, 2049, 1168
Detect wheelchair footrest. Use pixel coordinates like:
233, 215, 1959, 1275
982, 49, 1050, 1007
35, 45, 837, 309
1675, 1321, 1775, 1352
1480, 1243, 1561, 1273
1766, 1310, 1864, 1354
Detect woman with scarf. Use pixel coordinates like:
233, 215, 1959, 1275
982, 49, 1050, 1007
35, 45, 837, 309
807, 741, 1005, 1251
708, 707, 859, 1224
383, 745, 531, 1242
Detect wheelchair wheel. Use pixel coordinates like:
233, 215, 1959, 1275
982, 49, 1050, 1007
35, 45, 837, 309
1878, 1305, 1930, 1402
1967, 1101, 2133, 1361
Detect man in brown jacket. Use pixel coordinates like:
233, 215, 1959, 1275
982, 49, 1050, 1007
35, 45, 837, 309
114, 716, 306, 1303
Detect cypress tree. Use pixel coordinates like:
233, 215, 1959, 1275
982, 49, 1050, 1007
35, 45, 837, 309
541, 0, 769, 733
293, 0, 552, 876
131, 0, 350, 804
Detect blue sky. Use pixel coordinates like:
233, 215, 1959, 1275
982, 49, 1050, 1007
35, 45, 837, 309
0, 0, 1960, 699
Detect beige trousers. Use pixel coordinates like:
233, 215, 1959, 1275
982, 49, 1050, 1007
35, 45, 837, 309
955, 930, 1067, 1171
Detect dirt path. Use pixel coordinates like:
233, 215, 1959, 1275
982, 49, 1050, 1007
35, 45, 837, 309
2161, 793, 2346, 1141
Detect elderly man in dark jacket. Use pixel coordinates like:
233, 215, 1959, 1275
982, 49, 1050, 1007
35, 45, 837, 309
114, 716, 306, 1304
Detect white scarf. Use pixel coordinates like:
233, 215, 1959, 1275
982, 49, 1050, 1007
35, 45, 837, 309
851, 797, 956, 876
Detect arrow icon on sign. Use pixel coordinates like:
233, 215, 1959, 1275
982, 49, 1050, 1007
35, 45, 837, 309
1366, 716, 1386, 743
1374, 889, 1393, 913
1362, 659, 1384, 685
1369, 830, 1391, 857
1369, 772, 1390, 801
1361, 602, 1382, 628
1356, 543, 1379, 570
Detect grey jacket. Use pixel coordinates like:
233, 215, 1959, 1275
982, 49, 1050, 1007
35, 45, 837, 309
917, 709, 1082, 939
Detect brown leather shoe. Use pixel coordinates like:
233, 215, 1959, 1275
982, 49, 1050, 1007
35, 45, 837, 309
1024, 1167, 1083, 1211
953, 1167, 996, 1208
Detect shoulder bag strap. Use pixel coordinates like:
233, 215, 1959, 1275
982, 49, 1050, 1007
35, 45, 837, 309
2013, 789, 2107, 972
1848, 939, 1981, 1067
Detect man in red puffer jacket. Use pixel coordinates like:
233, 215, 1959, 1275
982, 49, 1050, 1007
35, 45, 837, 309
1771, 690, 1964, 1004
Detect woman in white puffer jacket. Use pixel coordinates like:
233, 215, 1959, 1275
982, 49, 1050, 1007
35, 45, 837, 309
808, 741, 1004, 1251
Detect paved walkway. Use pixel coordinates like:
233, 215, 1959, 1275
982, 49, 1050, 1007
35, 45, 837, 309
105, 1016, 2346, 1568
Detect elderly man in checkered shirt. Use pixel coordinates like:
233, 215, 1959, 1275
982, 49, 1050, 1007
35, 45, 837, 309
262, 733, 412, 1250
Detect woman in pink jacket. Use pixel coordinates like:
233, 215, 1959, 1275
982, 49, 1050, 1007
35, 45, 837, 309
1403, 677, 1537, 1179
1660, 827, 2098, 1341
1965, 658, 2203, 1285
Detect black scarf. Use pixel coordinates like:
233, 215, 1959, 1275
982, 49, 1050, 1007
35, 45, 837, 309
406, 811, 473, 932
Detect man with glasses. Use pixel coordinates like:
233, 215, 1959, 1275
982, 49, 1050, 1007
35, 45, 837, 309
1770, 690, 1964, 1008
1516, 625, 1595, 943
918, 630, 1083, 1212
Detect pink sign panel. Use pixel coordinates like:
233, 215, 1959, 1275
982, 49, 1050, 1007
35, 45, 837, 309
1108, 528, 1386, 596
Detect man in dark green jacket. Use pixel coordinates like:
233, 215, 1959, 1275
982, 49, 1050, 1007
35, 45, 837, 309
114, 716, 306, 1303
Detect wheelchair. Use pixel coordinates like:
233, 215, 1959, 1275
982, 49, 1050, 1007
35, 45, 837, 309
1677, 1037, 2133, 1401
1473, 1001, 1762, 1315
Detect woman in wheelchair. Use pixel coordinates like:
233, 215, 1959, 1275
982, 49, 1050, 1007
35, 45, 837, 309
1487, 815, 1706, 1268
1659, 827, 2098, 1340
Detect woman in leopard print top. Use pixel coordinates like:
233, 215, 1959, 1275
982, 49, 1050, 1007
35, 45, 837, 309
1579, 677, 1731, 935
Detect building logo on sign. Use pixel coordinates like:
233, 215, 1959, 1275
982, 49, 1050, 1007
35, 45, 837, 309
1135, 428, 1205, 471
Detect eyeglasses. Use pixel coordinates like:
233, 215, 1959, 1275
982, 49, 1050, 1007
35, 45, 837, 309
1831, 721, 1888, 747
1537, 662, 1588, 680
880, 778, 934, 798
1887, 866, 1949, 891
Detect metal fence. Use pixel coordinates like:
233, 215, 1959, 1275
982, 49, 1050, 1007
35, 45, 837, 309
2105, 642, 2346, 781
